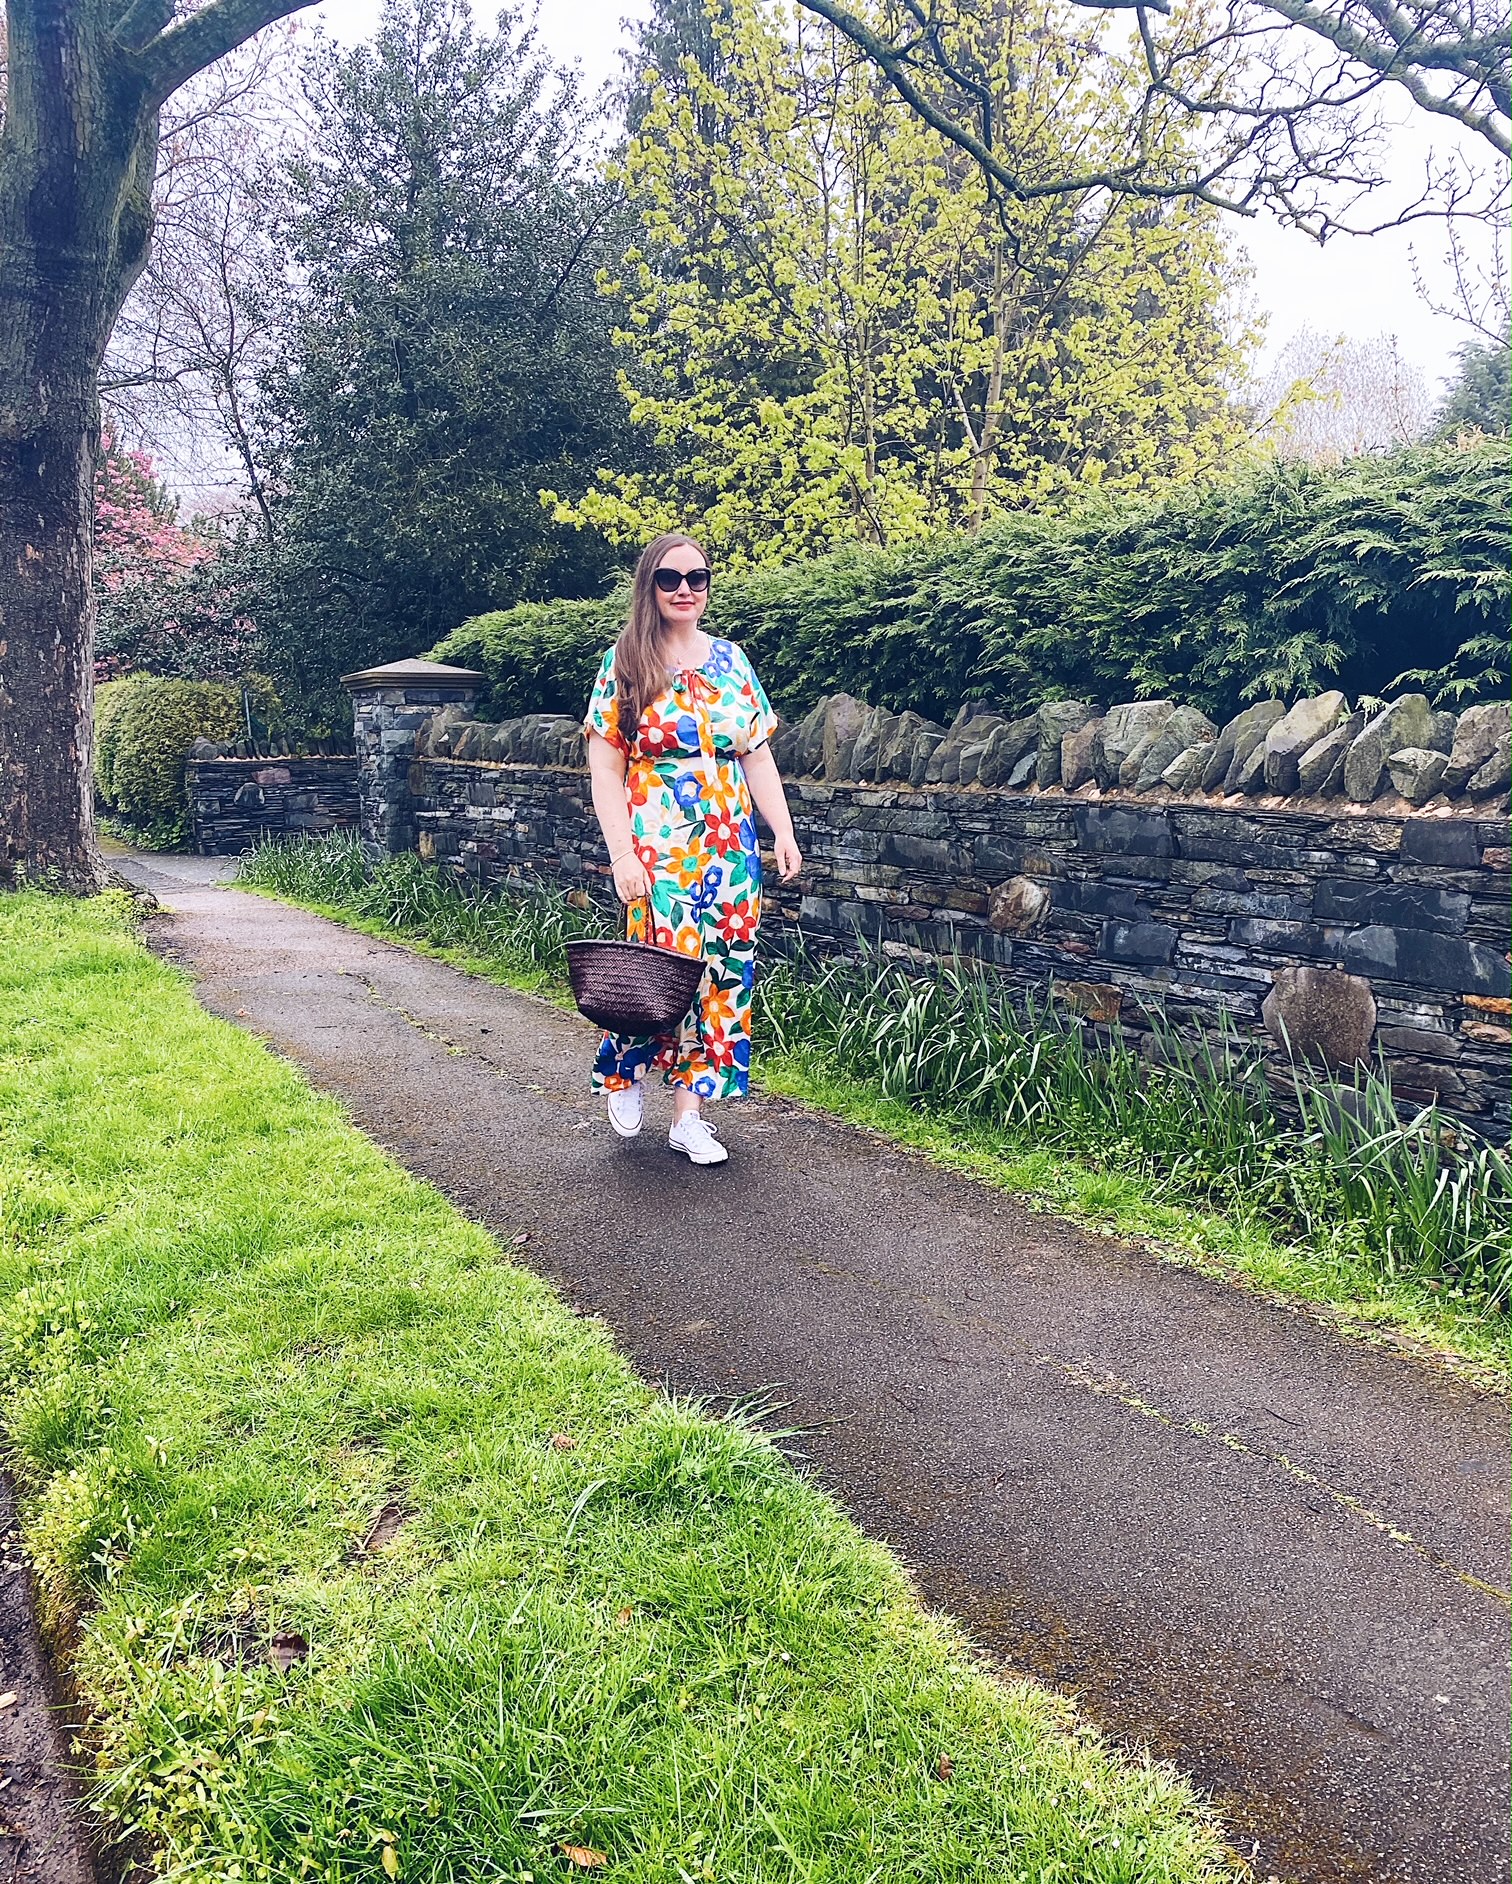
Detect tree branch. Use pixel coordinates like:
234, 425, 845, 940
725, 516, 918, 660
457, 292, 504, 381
134, 0, 316, 110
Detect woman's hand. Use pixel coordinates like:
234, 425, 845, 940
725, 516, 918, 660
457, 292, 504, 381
612, 852, 652, 905
773, 834, 803, 882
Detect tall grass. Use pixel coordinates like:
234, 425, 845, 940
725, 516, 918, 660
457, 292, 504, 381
240, 834, 1510, 1317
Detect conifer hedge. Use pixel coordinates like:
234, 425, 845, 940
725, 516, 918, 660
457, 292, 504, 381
431, 440, 1508, 725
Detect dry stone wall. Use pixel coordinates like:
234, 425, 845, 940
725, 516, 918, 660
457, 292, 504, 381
186, 663, 1503, 1138
187, 756, 360, 855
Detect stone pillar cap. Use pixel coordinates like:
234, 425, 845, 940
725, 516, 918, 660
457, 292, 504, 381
341, 658, 484, 689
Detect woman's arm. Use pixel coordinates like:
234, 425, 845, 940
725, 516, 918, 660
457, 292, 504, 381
587, 733, 652, 904
739, 743, 803, 881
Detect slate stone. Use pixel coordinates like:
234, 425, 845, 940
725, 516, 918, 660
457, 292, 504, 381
1386, 747, 1448, 806
989, 875, 1051, 935
1314, 878, 1469, 935
1058, 980, 1123, 1022
1467, 733, 1510, 798
908, 730, 945, 786
1227, 738, 1271, 795
1261, 965, 1376, 1066
1295, 711, 1365, 794
1121, 705, 1217, 791
450, 722, 489, 760
1074, 804, 1174, 857
877, 710, 929, 782
1101, 919, 1177, 965
1341, 924, 1512, 997
880, 832, 956, 873
976, 716, 1038, 787
1201, 699, 1286, 792
1034, 700, 1097, 786
1060, 717, 1104, 790
1160, 744, 1211, 792
1443, 702, 1510, 793
1228, 917, 1331, 957
789, 699, 830, 777
1264, 691, 1349, 793
850, 706, 893, 782
1005, 749, 1039, 789
1343, 695, 1453, 802
1095, 700, 1175, 789
1399, 820, 1481, 869
1057, 879, 1144, 919
956, 718, 1008, 787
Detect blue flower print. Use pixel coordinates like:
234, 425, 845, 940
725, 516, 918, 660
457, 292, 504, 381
740, 956, 755, 992
673, 772, 704, 812
732, 1037, 751, 1070
706, 638, 735, 677
691, 863, 724, 917
674, 712, 700, 749
737, 816, 759, 855
694, 1073, 718, 1099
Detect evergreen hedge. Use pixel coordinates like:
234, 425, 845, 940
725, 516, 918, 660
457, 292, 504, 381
95, 677, 246, 839
430, 440, 1508, 725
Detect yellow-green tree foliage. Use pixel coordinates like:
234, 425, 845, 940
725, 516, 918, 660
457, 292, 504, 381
555, 0, 1255, 565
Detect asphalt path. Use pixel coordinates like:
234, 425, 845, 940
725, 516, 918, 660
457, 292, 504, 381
122, 853, 1510, 1884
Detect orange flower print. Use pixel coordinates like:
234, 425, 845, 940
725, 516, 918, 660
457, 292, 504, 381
702, 985, 737, 1034
667, 842, 703, 889
717, 899, 757, 945
674, 924, 704, 958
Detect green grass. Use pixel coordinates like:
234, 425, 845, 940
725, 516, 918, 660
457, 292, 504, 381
0, 890, 1241, 1882
237, 836, 1510, 1381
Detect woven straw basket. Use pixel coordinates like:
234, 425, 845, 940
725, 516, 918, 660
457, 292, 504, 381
566, 900, 704, 1036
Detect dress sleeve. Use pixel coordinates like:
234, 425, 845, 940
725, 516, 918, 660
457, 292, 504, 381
583, 647, 627, 753
736, 648, 778, 754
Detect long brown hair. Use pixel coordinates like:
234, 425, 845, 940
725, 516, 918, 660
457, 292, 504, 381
613, 532, 709, 753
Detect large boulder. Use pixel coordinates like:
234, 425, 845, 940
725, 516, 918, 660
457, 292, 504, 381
821, 693, 870, 780
1061, 716, 1105, 790
1200, 699, 1286, 792
1094, 700, 1175, 789
1263, 691, 1349, 793
1262, 966, 1377, 1068
1386, 747, 1449, 806
1443, 702, 1511, 794
1121, 704, 1217, 791
1035, 700, 1098, 787
989, 875, 1051, 935
1295, 710, 1365, 794
1343, 695, 1454, 803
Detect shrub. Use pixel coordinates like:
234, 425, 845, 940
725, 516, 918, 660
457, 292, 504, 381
92, 676, 148, 805
103, 679, 245, 834
431, 440, 1508, 726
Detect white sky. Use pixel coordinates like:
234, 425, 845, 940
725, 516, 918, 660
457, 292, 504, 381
305, 0, 1502, 394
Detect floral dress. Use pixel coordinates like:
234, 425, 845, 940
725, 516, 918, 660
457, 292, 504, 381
584, 637, 776, 1102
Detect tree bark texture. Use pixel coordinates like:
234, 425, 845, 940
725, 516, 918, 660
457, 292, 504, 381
0, 0, 310, 889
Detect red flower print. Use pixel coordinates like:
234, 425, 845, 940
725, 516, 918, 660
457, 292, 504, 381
705, 806, 742, 854
633, 840, 660, 873
717, 900, 757, 944
638, 707, 680, 758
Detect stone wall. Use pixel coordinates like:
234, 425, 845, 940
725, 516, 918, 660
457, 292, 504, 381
187, 756, 360, 855
399, 749, 1512, 1140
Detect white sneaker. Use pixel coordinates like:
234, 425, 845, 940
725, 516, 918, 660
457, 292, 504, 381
606, 1084, 643, 1138
668, 1111, 729, 1165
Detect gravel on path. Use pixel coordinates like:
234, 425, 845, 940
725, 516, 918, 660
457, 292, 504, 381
123, 854, 1510, 1884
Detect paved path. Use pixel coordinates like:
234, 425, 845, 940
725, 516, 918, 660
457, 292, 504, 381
124, 854, 1509, 1884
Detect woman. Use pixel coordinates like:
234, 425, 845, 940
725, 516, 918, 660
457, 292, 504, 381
584, 532, 803, 1166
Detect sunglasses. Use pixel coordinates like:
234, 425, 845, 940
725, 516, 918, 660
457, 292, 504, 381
653, 566, 712, 594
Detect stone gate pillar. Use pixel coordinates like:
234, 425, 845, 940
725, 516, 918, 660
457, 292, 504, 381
342, 658, 483, 853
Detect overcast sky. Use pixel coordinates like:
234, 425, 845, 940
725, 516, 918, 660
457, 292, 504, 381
308, 0, 1501, 395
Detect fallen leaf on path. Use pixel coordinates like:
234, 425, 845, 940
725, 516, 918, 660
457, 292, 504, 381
0, 1694, 16, 1710
560, 1843, 607, 1869
550, 1434, 577, 1451
936, 1754, 954, 1781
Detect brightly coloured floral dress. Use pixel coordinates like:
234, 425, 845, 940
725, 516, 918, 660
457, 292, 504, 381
584, 637, 777, 1102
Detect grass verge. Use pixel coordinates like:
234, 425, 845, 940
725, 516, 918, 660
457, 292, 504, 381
235, 838, 1509, 1383
1, 890, 1241, 1881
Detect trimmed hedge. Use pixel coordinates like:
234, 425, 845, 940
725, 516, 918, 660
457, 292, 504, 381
96, 678, 244, 835
430, 441, 1508, 725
